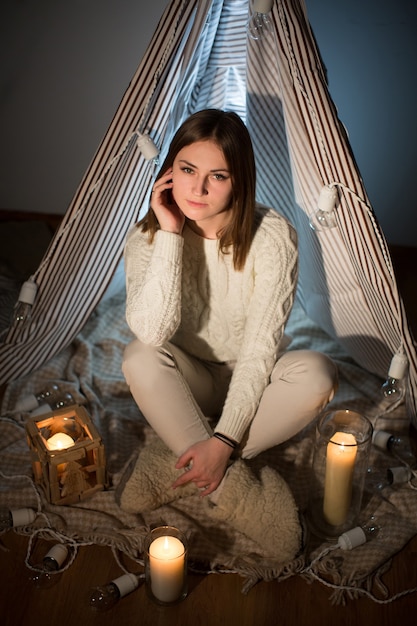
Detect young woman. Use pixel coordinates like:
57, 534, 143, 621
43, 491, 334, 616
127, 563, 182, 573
118, 109, 337, 561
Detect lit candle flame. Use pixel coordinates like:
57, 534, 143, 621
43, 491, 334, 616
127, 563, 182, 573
46, 433, 75, 451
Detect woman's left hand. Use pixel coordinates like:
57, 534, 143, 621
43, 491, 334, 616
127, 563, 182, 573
172, 437, 233, 496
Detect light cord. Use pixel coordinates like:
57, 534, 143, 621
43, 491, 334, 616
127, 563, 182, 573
303, 541, 417, 604
277, 0, 334, 182
326, 182, 393, 279
303, 554, 417, 604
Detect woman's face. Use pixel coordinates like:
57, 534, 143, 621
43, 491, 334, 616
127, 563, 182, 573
172, 140, 233, 238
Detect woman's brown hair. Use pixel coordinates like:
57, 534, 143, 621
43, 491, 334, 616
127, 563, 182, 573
139, 109, 257, 270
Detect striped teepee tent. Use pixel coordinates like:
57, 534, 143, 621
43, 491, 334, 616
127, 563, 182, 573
1, 0, 416, 425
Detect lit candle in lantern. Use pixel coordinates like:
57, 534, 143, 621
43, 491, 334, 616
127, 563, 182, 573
46, 433, 75, 451
323, 431, 357, 526
148, 535, 186, 603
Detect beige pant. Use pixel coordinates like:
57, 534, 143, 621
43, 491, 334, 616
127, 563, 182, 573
122, 340, 337, 459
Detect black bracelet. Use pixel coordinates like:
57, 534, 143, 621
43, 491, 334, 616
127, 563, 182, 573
213, 432, 237, 449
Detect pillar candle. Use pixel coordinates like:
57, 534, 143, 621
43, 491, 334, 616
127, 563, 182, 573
148, 535, 185, 603
46, 433, 75, 450
323, 431, 357, 526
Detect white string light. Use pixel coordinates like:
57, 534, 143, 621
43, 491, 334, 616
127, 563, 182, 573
247, 0, 274, 40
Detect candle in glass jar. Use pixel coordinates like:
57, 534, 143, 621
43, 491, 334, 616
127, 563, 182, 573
46, 433, 75, 451
148, 535, 185, 603
323, 431, 357, 526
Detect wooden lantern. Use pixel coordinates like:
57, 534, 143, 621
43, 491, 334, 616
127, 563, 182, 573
25, 404, 107, 505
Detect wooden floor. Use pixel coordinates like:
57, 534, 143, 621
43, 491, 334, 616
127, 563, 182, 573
1, 213, 417, 624
1, 531, 417, 626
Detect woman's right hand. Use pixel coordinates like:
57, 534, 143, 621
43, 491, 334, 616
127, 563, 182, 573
150, 168, 185, 234
172, 437, 233, 497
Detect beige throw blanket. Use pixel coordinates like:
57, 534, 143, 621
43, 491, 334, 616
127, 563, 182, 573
1, 292, 416, 604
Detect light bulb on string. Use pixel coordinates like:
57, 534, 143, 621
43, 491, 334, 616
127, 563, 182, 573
12, 279, 37, 328
0, 506, 36, 530
13, 382, 73, 414
89, 573, 140, 611
247, 0, 274, 40
309, 185, 338, 231
372, 428, 415, 465
380, 352, 408, 406
29, 391, 75, 417
337, 515, 381, 550
366, 464, 413, 496
137, 133, 160, 164
29, 543, 69, 589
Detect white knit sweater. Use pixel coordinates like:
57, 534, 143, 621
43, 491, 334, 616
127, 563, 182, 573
124, 204, 298, 442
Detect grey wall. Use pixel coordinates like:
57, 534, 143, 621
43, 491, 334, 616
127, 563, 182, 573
1, 0, 416, 246
307, 0, 417, 247
0, 0, 167, 217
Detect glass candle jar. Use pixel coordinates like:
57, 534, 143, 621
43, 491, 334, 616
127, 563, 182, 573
308, 410, 373, 539
144, 526, 188, 605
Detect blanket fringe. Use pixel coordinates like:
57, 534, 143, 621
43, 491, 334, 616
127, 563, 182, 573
14, 525, 150, 574
13, 523, 307, 593
301, 552, 412, 606
328, 561, 392, 606
236, 555, 306, 594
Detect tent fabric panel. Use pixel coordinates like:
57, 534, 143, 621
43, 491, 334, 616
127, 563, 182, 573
0, 0, 201, 384
281, 0, 417, 418
245, 1, 416, 417
244, 11, 390, 366
274, 3, 406, 349
205, 2, 247, 113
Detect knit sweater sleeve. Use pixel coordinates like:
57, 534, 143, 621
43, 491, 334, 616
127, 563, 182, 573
124, 226, 184, 345
214, 212, 298, 443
